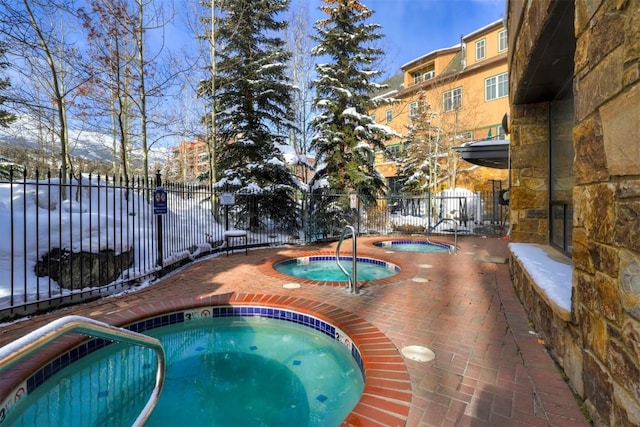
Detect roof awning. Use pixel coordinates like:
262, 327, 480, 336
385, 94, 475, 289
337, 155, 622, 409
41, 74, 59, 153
453, 139, 509, 169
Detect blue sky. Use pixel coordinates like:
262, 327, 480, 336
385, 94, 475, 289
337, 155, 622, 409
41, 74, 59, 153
305, 0, 506, 78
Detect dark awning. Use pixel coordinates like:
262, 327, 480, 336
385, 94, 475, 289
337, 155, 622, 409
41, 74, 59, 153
454, 139, 509, 169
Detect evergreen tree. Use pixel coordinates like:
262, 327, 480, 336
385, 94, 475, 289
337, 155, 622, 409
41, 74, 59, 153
0, 41, 16, 128
309, 0, 396, 203
200, 0, 300, 231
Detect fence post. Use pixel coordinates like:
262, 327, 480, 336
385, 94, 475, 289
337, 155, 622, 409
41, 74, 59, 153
155, 171, 164, 270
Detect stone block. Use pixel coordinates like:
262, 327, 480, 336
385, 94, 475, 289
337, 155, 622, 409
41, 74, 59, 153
587, 7, 625, 66
583, 349, 614, 423
600, 79, 640, 176
574, 114, 609, 185
617, 179, 640, 199
615, 201, 640, 251
576, 46, 625, 121
564, 338, 585, 396
608, 340, 640, 405
619, 249, 640, 320
589, 242, 620, 278
578, 183, 616, 244
572, 227, 593, 273
581, 305, 609, 359
595, 271, 624, 324
625, 0, 640, 63
621, 319, 640, 360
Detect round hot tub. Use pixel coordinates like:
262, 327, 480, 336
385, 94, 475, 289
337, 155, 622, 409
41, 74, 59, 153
273, 255, 400, 282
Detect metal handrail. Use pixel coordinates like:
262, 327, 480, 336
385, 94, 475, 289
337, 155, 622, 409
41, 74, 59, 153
427, 218, 458, 254
336, 225, 358, 294
0, 315, 166, 427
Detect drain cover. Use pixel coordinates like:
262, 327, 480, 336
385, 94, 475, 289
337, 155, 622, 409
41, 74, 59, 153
401, 345, 436, 362
282, 283, 301, 289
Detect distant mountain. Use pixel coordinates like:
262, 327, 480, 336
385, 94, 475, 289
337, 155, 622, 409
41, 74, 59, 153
0, 115, 171, 169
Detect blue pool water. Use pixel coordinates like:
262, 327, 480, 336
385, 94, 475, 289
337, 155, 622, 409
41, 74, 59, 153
374, 240, 451, 253
4, 313, 364, 427
273, 256, 400, 281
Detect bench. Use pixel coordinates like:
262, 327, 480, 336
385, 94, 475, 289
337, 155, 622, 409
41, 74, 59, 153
224, 230, 248, 256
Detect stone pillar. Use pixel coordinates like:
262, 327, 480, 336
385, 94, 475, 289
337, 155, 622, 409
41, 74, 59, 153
508, 102, 549, 243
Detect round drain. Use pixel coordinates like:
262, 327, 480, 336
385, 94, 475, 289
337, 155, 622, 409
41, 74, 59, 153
282, 283, 301, 289
412, 278, 429, 283
401, 345, 436, 362
419, 264, 433, 269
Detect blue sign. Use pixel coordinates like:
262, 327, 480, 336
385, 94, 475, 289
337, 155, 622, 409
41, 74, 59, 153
153, 188, 167, 215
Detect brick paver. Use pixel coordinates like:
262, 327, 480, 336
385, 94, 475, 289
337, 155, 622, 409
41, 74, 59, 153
0, 236, 590, 426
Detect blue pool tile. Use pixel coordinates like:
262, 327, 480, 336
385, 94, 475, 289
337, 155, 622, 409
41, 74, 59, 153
97, 390, 109, 398
250, 346, 258, 351
292, 360, 301, 366
316, 394, 328, 403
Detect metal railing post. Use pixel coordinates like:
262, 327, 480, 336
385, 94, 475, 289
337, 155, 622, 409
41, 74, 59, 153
336, 225, 358, 294
0, 315, 166, 426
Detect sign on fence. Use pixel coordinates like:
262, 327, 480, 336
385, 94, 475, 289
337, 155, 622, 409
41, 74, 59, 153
220, 192, 235, 205
153, 187, 167, 215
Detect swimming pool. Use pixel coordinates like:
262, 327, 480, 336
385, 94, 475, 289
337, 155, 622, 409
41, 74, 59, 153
273, 256, 400, 282
374, 239, 452, 253
2, 307, 364, 426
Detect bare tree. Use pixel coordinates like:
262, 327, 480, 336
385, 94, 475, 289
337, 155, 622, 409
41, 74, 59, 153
0, 0, 91, 183
285, 1, 314, 183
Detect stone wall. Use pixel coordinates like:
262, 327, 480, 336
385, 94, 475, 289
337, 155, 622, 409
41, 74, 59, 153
573, 0, 640, 424
507, 0, 640, 425
508, 102, 549, 243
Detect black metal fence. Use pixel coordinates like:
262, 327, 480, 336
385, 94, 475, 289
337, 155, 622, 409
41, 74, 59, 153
0, 169, 508, 320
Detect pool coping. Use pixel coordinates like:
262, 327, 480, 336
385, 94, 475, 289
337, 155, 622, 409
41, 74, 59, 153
1, 293, 412, 426
259, 250, 419, 288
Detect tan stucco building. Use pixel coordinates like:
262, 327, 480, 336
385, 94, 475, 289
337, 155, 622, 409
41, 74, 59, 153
370, 20, 510, 193
506, 0, 640, 424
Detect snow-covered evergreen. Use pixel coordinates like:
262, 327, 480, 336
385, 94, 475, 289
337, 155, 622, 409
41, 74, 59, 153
200, 0, 301, 231
310, 0, 398, 203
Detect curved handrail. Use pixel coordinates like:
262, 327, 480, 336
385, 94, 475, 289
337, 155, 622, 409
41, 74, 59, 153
0, 315, 166, 427
336, 225, 358, 294
426, 218, 458, 254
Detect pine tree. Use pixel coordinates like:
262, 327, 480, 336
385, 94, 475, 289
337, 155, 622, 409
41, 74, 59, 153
200, 0, 300, 231
0, 41, 15, 128
309, 0, 396, 203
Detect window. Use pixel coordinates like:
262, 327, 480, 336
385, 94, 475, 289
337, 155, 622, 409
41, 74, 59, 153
387, 177, 402, 195
370, 114, 376, 122
423, 71, 435, 80
498, 30, 508, 52
409, 102, 418, 118
475, 39, 486, 61
443, 87, 462, 112
485, 73, 509, 101
550, 85, 575, 255
385, 109, 393, 123
386, 144, 401, 159
413, 72, 422, 85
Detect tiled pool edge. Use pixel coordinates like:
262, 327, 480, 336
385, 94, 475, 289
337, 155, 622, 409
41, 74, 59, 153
259, 250, 419, 288
1, 293, 412, 427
